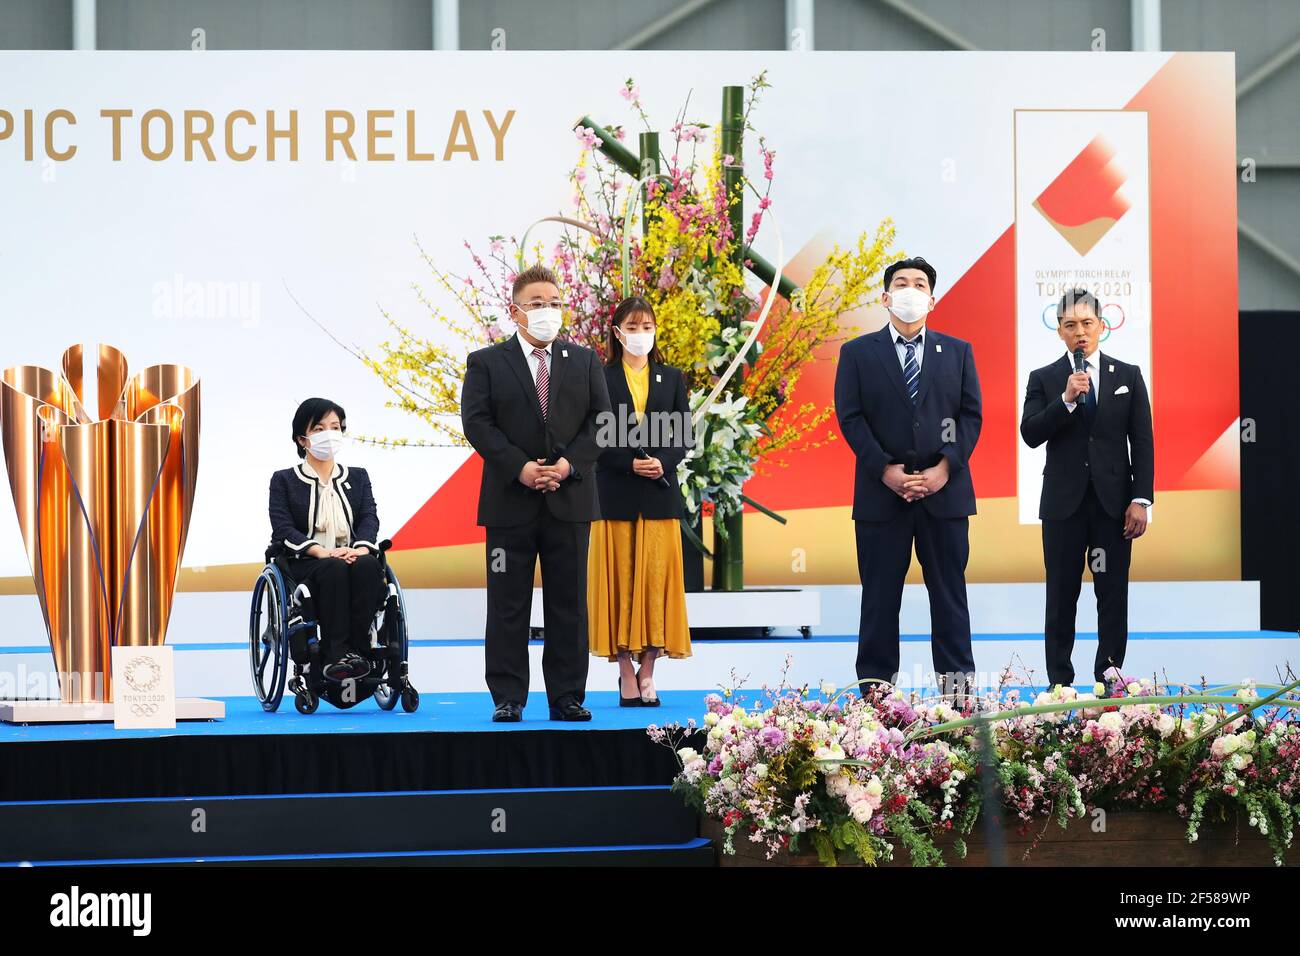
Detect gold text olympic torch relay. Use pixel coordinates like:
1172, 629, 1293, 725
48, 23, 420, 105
0, 344, 201, 713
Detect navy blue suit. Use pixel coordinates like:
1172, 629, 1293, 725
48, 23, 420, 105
834, 325, 982, 685
268, 462, 380, 558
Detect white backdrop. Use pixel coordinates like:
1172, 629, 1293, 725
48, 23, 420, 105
0, 50, 1173, 575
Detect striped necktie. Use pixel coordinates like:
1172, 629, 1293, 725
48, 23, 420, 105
532, 347, 549, 420
897, 335, 921, 405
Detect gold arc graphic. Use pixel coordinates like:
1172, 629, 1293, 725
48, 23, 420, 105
0, 344, 200, 702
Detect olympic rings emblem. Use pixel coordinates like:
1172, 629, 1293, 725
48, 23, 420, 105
1040, 301, 1126, 342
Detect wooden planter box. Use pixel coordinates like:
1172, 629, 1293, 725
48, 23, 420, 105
701, 811, 1299, 867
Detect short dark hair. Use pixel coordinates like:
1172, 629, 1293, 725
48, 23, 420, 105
1056, 287, 1101, 324
511, 264, 560, 302
606, 296, 664, 366
883, 256, 937, 293
292, 397, 346, 459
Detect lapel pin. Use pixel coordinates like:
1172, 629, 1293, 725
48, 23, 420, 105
935, 344, 942, 353
1108, 364, 1114, 373
656, 373, 662, 382
561, 349, 568, 358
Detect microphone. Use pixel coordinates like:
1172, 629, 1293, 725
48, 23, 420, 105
1073, 347, 1090, 402
635, 446, 671, 489
903, 450, 919, 475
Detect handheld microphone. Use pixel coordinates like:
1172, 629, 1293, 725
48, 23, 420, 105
903, 450, 919, 475
635, 446, 671, 489
1073, 347, 1089, 401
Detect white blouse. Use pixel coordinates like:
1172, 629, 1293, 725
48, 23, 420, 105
308, 464, 350, 550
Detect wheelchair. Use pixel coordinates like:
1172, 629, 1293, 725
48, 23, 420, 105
248, 538, 419, 714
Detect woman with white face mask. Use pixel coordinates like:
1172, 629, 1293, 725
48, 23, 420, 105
267, 398, 385, 683
588, 297, 692, 706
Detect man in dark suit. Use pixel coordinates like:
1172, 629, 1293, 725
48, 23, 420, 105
460, 264, 612, 722
1020, 288, 1153, 692
834, 256, 983, 700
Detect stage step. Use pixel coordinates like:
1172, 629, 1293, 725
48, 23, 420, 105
12, 839, 716, 868
0, 786, 701, 864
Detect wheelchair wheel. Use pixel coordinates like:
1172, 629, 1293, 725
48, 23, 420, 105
401, 686, 420, 713
374, 565, 411, 712
249, 566, 291, 712
294, 690, 319, 715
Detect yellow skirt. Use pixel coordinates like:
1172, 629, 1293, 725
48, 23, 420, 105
588, 516, 692, 661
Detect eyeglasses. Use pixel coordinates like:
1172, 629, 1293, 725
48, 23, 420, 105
513, 300, 564, 312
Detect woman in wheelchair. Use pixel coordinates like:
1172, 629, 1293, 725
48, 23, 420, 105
268, 398, 386, 683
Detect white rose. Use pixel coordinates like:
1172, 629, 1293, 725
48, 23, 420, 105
850, 801, 874, 824
1098, 712, 1124, 733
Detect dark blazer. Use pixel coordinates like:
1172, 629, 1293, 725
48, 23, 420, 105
1020, 352, 1154, 520
268, 462, 380, 559
595, 361, 691, 521
834, 325, 982, 521
461, 334, 612, 527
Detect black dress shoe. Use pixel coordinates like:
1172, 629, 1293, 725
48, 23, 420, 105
549, 698, 592, 722
492, 701, 522, 722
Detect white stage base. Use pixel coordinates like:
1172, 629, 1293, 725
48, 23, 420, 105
0, 698, 225, 724
529, 587, 820, 631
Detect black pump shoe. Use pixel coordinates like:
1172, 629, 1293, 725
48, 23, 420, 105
619, 675, 643, 707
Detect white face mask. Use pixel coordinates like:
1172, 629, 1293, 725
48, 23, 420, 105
520, 307, 562, 343
886, 286, 932, 325
307, 429, 345, 461
619, 329, 655, 357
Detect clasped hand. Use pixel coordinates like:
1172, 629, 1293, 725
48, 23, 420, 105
882, 457, 949, 503
519, 457, 571, 493
324, 546, 368, 564
631, 456, 664, 481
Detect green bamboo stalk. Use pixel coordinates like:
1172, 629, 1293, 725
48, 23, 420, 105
711, 86, 747, 592
638, 132, 659, 238
744, 245, 800, 299
739, 493, 787, 524
573, 115, 640, 175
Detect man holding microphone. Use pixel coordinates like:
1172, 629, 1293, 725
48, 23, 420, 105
1020, 288, 1154, 693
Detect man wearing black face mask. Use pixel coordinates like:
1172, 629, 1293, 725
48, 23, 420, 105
834, 256, 983, 704
1020, 288, 1154, 693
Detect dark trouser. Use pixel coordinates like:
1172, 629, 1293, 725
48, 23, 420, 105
485, 509, 591, 709
854, 508, 975, 687
292, 554, 386, 664
1042, 482, 1133, 687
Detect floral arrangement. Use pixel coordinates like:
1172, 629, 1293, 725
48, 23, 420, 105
349, 73, 897, 528
650, 665, 1300, 866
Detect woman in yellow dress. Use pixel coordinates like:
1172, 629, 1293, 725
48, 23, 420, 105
589, 296, 692, 707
